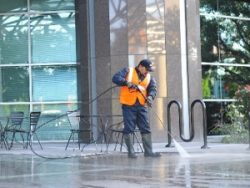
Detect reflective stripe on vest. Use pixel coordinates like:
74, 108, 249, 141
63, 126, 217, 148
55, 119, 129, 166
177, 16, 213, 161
120, 67, 151, 105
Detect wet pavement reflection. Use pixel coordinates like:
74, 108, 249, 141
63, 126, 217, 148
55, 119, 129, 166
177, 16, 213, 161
1, 150, 250, 188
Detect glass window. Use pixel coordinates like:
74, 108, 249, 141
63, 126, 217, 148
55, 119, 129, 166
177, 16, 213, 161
0, 67, 29, 102
30, 13, 76, 63
218, 0, 250, 17
200, 16, 219, 62
32, 66, 77, 102
0, 15, 28, 64
33, 104, 77, 140
200, 0, 217, 14
201, 0, 250, 133
205, 101, 232, 135
36, 115, 69, 140
0, 0, 27, 13
33, 103, 78, 113
200, 0, 250, 17
0, 1, 78, 141
218, 18, 250, 64
200, 0, 250, 65
31, 0, 75, 11
202, 65, 245, 99
0, 104, 29, 119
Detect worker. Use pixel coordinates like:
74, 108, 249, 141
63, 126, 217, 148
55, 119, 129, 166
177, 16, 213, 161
112, 59, 161, 158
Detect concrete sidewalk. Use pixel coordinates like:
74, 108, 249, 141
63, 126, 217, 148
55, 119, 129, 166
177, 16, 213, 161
1, 141, 250, 188
1, 140, 249, 157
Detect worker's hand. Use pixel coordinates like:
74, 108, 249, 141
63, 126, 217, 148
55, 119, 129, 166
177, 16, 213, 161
146, 96, 153, 107
127, 82, 138, 89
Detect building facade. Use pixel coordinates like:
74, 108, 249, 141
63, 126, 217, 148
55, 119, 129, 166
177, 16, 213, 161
0, 0, 204, 142
80, 0, 203, 142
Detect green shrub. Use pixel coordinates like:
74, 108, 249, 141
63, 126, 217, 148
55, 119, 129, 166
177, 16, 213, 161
210, 85, 250, 143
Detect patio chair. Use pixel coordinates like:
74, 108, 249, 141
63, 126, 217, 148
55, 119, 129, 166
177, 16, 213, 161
26, 111, 42, 149
65, 110, 94, 150
4, 111, 25, 149
0, 121, 8, 149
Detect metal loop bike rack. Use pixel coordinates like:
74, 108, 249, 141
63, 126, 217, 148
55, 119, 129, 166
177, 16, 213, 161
165, 100, 182, 147
191, 99, 208, 149
166, 99, 208, 149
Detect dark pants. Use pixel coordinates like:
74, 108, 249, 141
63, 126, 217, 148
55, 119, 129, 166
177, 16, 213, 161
122, 101, 151, 134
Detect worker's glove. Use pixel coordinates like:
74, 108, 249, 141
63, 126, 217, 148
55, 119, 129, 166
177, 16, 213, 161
127, 82, 138, 89
146, 96, 153, 107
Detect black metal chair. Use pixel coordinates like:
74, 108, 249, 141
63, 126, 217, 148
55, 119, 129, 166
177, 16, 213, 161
107, 120, 143, 152
4, 111, 25, 149
26, 112, 42, 149
65, 110, 94, 150
0, 120, 8, 149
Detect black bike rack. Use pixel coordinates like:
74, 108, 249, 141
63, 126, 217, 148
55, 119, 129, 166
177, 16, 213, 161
165, 100, 182, 147
191, 99, 209, 149
166, 99, 208, 149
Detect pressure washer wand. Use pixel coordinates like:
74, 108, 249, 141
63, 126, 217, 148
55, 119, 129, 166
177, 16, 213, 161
135, 86, 152, 107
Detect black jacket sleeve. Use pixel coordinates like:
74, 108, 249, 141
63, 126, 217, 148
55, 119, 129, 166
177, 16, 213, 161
112, 67, 129, 86
147, 77, 157, 99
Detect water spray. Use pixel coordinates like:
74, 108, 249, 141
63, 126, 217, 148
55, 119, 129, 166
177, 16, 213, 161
135, 86, 191, 158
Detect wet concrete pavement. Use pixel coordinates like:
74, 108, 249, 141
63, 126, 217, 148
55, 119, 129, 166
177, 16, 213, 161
1, 143, 250, 188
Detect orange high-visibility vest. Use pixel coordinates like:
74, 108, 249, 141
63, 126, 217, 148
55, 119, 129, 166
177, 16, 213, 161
120, 67, 151, 105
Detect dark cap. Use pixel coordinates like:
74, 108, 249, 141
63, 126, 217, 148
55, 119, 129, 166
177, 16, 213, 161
139, 59, 154, 72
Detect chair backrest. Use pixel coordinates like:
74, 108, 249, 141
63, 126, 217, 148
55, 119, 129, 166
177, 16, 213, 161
67, 110, 80, 129
9, 111, 24, 128
30, 112, 41, 132
0, 121, 3, 133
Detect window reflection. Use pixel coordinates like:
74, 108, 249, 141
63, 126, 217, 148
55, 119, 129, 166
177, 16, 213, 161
0, 104, 29, 117
0, 0, 77, 141
218, 18, 250, 64
31, 0, 75, 11
30, 13, 76, 63
33, 104, 71, 140
200, 16, 219, 62
109, 0, 166, 55
0, 67, 29, 102
0, 0, 27, 13
202, 65, 245, 99
0, 15, 28, 64
206, 102, 231, 135
109, 0, 127, 55
201, 0, 250, 98
200, 0, 250, 17
146, 0, 166, 54
201, 0, 250, 132
128, 0, 147, 54
200, 0, 250, 65
32, 66, 77, 102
